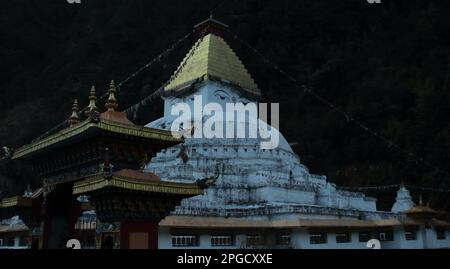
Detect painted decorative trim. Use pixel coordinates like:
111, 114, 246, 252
0, 196, 33, 208
73, 174, 203, 196
12, 119, 181, 159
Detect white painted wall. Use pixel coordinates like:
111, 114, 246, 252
158, 226, 450, 249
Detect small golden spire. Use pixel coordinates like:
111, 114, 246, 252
85, 85, 98, 116
105, 80, 118, 112
68, 99, 80, 127
419, 194, 424, 206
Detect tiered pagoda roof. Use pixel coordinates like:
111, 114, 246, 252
12, 117, 179, 160
12, 81, 181, 161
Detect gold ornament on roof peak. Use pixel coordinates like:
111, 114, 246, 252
85, 85, 98, 116
68, 99, 80, 127
105, 80, 118, 111
86, 85, 100, 123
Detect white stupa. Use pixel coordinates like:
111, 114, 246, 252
139, 18, 450, 250
144, 21, 383, 222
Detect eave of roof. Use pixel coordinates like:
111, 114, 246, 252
12, 118, 181, 160
72, 171, 203, 196
405, 205, 438, 215
159, 216, 435, 229
0, 196, 33, 208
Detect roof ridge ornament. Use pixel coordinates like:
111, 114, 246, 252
86, 85, 100, 123
419, 194, 424, 206
194, 14, 229, 38
23, 184, 32, 198
86, 86, 98, 114
68, 99, 80, 127
105, 80, 118, 112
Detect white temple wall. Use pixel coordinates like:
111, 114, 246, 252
157, 227, 172, 249
253, 187, 316, 204
291, 229, 367, 249
425, 229, 450, 249
157, 226, 449, 249
377, 227, 402, 249
338, 196, 377, 211
397, 228, 424, 249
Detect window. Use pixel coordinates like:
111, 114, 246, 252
247, 235, 265, 246
405, 230, 417, 241
171, 235, 199, 247
358, 232, 371, 243
309, 233, 327, 244
378, 231, 394, 241
336, 232, 351, 243
6, 237, 15, 247
19, 236, 29, 247
211, 235, 234, 247
436, 229, 446, 240
276, 234, 291, 246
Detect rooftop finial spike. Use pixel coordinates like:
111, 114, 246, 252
419, 194, 424, 206
23, 184, 32, 198
105, 80, 118, 112
68, 99, 80, 127
86, 85, 98, 116
194, 14, 228, 38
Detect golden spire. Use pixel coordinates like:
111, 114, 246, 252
164, 34, 259, 95
105, 80, 118, 112
419, 194, 424, 206
68, 99, 80, 127
85, 85, 98, 116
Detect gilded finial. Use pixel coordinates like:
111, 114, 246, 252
68, 99, 80, 127
105, 80, 118, 112
23, 184, 32, 197
419, 194, 424, 206
85, 85, 98, 116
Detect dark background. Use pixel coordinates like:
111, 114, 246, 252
0, 0, 449, 211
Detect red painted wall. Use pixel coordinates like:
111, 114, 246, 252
120, 221, 159, 249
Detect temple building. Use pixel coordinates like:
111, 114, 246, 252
1, 17, 449, 249
1, 82, 205, 249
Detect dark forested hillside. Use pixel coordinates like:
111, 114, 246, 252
1, 0, 450, 210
